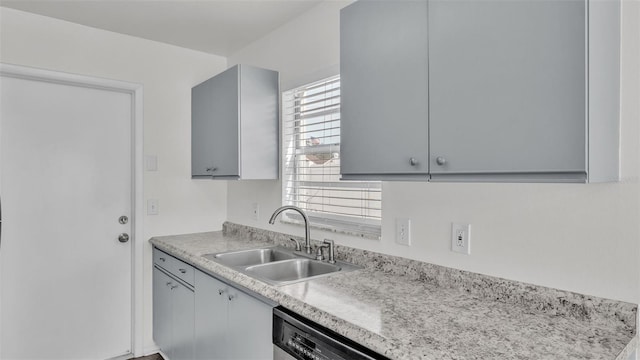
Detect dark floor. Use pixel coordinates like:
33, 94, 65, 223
129, 353, 164, 360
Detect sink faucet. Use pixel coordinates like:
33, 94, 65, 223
268, 205, 313, 254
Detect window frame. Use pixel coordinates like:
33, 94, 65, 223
280, 75, 381, 239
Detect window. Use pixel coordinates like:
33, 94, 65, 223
282, 75, 381, 239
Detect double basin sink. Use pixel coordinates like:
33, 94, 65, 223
202, 246, 361, 286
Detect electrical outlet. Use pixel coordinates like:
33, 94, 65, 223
147, 199, 159, 215
251, 203, 259, 221
451, 223, 471, 254
396, 218, 411, 246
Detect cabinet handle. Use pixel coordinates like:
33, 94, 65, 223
166, 282, 173, 287
178, 268, 187, 274
228, 294, 235, 301
409, 157, 418, 166
159, 257, 166, 262
436, 156, 447, 166
206, 167, 217, 172
218, 289, 225, 295
170, 285, 178, 290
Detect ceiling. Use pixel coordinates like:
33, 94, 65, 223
0, 0, 324, 56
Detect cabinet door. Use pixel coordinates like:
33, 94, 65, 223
227, 287, 273, 360
340, 0, 429, 180
152, 267, 172, 356
172, 282, 194, 360
428, 0, 586, 179
192, 66, 240, 178
194, 270, 228, 360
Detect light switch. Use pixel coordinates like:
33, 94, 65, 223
145, 155, 158, 171
147, 199, 159, 215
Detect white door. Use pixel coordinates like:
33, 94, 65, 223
0, 71, 133, 359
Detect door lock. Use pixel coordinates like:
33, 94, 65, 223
118, 215, 128, 224
118, 233, 130, 243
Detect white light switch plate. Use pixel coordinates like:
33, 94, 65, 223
145, 155, 158, 171
251, 203, 259, 221
147, 199, 159, 215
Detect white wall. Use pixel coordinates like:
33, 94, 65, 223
0, 7, 228, 354
228, 0, 640, 304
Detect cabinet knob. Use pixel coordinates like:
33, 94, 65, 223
228, 294, 235, 301
409, 157, 418, 166
159, 257, 166, 262
206, 167, 217, 172
170, 285, 178, 290
436, 156, 447, 166
218, 289, 225, 295
166, 282, 173, 287
178, 268, 187, 274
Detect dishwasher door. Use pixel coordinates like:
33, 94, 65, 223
273, 307, 389, 360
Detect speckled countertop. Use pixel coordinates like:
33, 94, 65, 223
150, 223, 638, 360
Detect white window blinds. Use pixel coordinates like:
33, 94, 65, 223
282, 75, 381, 238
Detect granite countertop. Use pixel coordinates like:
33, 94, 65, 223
150, 223, 638, 360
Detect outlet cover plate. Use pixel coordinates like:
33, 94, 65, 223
396, 218, 411, 246
451, 223, 471, 254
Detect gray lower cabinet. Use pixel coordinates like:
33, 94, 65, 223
152, 266, 194, 360
152, 268, 172, 355
191, 64, 279, 180
153, 250, 273, 360
339, 0, 620, 183
194, 269, 273, 360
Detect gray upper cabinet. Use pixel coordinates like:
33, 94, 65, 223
428, 0, 619, 182
339, 0, 620, 183
340, 0, 429, 180
192, 64, 279, 180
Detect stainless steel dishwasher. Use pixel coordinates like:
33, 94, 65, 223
273, 307, 389, 360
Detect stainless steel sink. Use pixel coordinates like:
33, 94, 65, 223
202, 247, 296, 267
245, 258, 342, 285
202, 245, 361, 286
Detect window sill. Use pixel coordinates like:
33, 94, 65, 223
280, 214, 381, 241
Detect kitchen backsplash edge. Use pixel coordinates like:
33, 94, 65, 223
222, 221, 637, 333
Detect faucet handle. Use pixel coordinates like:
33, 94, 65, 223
289, 238, 302, 252
315, 244, 329, 261
323, 239, 336, 264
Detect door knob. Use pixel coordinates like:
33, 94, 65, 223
118, 233, 130, 243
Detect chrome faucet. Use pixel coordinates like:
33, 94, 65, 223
268, 205, 313, 254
